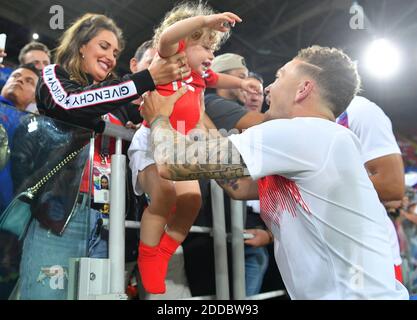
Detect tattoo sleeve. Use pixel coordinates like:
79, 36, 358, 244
215, 178, 241, 197
150, 116, 249, 181
215, 176, 259, 200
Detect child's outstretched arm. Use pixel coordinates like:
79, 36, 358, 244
158, 12, 242, 58
213, 73, 263, 95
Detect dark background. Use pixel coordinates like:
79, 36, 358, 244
0, 0, 416, 134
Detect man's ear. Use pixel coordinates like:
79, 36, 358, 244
130, 58, 138, 73
295, 80, 314, 103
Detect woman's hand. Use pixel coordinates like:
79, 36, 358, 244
141, 86, 188, 125
148, 51, 191, 85
203, 12, 242, 32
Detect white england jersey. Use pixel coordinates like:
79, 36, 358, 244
230, 117, 408, 300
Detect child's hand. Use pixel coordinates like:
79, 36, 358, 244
203, 12, 242, 32
241, 78, 263, 95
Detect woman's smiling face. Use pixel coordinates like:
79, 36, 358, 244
79, 29, 120, 82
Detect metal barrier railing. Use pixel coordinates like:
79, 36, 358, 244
210, 180, 230, 299
108, 135, 126, 296
85, 122, 286, 300
230, 197, 246, 299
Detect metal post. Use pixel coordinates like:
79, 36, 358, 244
210, 180, 230, 300
230, 199, 246, 300
109, 137, 126, 294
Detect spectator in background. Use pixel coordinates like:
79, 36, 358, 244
0, 63, 39, 215
18, 41, 51, 114
404, 202, 417, 222
0, 64, 40, 299
127, 39, 157, 121
0, 64, 39, 112
243, 71, 264, 113
400, 189, 417, 292
18, 41, 51, 71
336, 96, 405, 283
130, 40, 156, 74
0, 49, 6, 68
204, 53, 264, 131
385, 193, 417, 292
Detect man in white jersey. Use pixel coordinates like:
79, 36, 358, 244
337, 96, 405, 282
141, 46, 409, 299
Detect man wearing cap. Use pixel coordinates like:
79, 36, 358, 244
204, 53, 264, 132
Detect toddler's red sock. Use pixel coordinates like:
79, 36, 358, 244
138, 241, 166, 294
158, 232, 181, 281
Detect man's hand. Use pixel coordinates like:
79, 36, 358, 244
244, 229, 273, 247
141, 86, 188, 124
148, 51, 191, 85
125, 121, 141, 131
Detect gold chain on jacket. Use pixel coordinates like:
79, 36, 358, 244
26, 146, 85, 199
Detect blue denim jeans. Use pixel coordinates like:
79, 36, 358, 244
244, 245, 269, 297
88, 209, 108, 259
19, 199, 108, 300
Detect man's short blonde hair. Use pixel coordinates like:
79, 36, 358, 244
153, 1, 230, 51
296, 46, 361, 115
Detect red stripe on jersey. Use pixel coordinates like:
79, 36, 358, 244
258, 175, 311, 226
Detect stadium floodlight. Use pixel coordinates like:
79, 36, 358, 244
364, 39, 401, 79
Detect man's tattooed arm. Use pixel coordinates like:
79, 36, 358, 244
216, 177, 259, 201
150, 115, 250, 181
